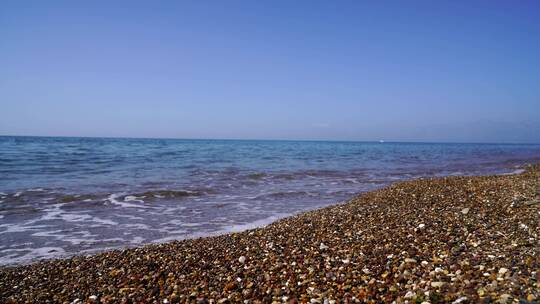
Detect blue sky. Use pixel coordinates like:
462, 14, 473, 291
1, 1, 539, 143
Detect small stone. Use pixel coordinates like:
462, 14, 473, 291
421, 260, 429, 266
223, 282, 237, 292
405, 258, 417, 263
499, 294, 511, 303
527, 294, 536, 301
498, 267, 508, 275
418, 223, 426, 229
89, 295, 98, 301
319, 243, 329, 250
461, 208, 470, 214
163, 299, 169, 304
404, 291, 415, 299
238, 256, 246, 263
452, 297, 467, 304
431, 281, 444, 288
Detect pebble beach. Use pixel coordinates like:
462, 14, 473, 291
1, 165, 539, 303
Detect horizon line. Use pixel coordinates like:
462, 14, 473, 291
1, 134, 539, 146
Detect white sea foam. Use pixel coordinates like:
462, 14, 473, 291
500, 169, 526, 175
62, 231, 99, 245
0, 247, 67, 265
107, 194, 150, 209
124, 195, 145, 203
28, 188, 45, 192
130, 236, 145, 244
38, 203, 65, 221
92, 216, 118, 226
33, 203, 119, 228
0, 224, 40, 234
151, 231, 189, 243
182, 222, 203, 227
160, 206, 187, 215
115, 214, 145, 220
101, 237, 126, 243
344, 178, 359, 184
58, 213, 93, 222
221, 213, 290, 233
166, 219, 183, 226
122, 223, 150, 230
31, 229, 65, 238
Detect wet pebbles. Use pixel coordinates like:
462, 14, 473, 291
1, 165, 539, 303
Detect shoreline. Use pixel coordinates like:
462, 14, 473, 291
1, 165, 539, 303
0, 167, 528, 268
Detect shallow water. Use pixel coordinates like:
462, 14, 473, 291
1, 136, 539, 265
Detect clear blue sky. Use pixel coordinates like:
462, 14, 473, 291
1, 1, 539, 143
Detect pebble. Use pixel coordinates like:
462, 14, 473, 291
452, 297, 467, 303
499, 294, 512, 303
461, 207, 470, 214
431, 281, 444, 288
238, 256, 246, 264
405, 258, 417, 263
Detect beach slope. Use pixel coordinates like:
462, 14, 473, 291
1, 166, 539, 303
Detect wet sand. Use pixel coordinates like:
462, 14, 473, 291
1, 165, 539, 303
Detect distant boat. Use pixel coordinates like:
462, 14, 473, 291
379, 140, 385, 143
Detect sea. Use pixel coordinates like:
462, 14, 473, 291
1, 136, 539, 265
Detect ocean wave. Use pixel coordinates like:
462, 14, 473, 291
253, 191, 317, 200
0, 188, 203, 207
133, 190, 200, 199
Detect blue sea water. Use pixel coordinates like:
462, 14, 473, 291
0, 136, 539, 265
